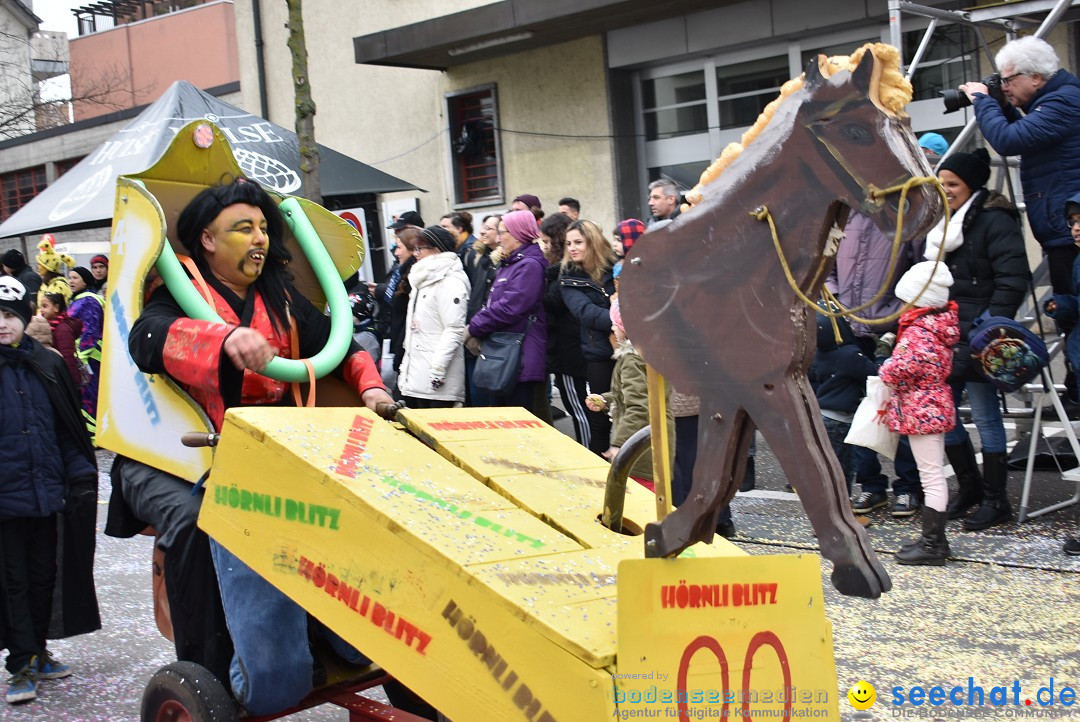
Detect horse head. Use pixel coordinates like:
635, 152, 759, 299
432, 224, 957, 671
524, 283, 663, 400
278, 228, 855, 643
797, 48, 943, 242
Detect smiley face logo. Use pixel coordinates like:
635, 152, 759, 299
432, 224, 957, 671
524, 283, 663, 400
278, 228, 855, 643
848, 680, 876, 710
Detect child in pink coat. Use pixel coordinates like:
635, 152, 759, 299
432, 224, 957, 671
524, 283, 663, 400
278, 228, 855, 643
878, 261, 960, 565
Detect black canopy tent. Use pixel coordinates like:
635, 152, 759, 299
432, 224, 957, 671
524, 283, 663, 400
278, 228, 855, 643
0, 80, 420, 239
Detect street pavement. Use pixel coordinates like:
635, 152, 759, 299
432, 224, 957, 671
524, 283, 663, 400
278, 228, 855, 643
10, 404, 1079, 721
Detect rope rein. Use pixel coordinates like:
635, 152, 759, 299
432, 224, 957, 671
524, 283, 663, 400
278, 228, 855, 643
751, 175, 951, 341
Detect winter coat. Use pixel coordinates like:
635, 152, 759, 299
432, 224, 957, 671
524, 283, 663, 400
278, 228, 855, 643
49, 312, 84, 388
878, 302, 961, 435
974, 68, 1080, 249
0, 336, 95, 520
398, 252, 470, 402
385, 258, 415, 373
826, 211, 916, 337
468, 241, 549, 384
0, 334, 99, 639
1047, 192, 1080, 371
543, 263, 587, 377
463, 240, 496, 321
559, 264, 616, 362
809, 315, 877, 416
601, 343, 675, 480
14, 264, 41, 300
939, 190, 1030, 382
68, 290, 105, 360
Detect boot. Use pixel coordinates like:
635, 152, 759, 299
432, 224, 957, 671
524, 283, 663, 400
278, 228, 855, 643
895, 508, 950, 565
945, 439, 983, 519
963, 451, 1012, 530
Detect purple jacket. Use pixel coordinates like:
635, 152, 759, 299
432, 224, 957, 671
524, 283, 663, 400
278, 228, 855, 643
826, 212, 916, 338
468, 241, 548, 383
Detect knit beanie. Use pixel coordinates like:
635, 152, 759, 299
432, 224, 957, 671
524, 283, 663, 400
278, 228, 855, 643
895, 260, 954, 308
503, 210, 540, 243
917, 132, 949, 158
614, 219, 646, 251
419, 226, 456, 253
513, 193, 541, 210
0, 276, 31, 327
1, 249, 26, 271
938, 147, 991, 192
71, 266, 95, 290
90, 254, 109, 268
36, 235, 76, 273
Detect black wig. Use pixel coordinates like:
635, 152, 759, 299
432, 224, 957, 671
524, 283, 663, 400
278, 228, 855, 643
176, 179, 293, 333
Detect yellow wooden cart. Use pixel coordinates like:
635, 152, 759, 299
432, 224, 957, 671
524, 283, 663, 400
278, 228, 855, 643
97, 123, 841, 722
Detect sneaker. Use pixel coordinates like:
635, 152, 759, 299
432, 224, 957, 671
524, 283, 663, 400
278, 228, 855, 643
6, 661, 38, 704
36, 651, 71, 680
551, 406, 568, 420
1064, 536, 1080, 556
851, 491, 888, 514
890, 493, 920, 518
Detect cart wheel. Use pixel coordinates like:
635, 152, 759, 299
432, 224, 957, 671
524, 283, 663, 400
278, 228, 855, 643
140, 661, 237, 722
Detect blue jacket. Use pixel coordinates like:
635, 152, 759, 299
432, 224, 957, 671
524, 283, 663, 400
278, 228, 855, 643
469, 241, 549, 383
559, 263, 616, 362
974, 68, 1080, 249
0, 336, 96, 521
1048, 192, 1080, 371
809, 314, 877, 415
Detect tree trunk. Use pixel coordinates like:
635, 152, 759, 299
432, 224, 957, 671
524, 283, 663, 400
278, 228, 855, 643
286, 0, 320, 203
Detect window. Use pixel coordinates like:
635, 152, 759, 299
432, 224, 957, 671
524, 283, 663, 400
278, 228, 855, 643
447, 85, 501, 206
902, 25, 978, 102
642, 70, 708, 140
716, 56, 789, 131
0, 166, 47, 221
56, 157, 84, 177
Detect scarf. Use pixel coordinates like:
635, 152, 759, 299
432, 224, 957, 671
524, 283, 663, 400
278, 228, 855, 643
924, 192, 977, 262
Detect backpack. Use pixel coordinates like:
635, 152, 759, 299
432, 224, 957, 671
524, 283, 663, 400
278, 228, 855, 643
969, 314, 1048, 392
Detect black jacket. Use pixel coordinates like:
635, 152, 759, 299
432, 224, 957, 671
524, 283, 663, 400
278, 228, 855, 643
0, 335, 100, 640
463, 241, 496, 321
559, 264, 616, 362
943, 190, 1030, 381
543, 264, 588, 377
809, 314, 877, 415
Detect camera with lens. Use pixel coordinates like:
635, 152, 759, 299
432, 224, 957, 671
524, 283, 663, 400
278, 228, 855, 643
942, 73, 1007, 113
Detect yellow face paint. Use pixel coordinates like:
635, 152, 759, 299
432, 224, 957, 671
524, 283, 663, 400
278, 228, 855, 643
205, 203, 269, 291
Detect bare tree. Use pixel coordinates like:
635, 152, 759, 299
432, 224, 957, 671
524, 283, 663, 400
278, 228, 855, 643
286, 0, 321, 204
0, 28, 127, 140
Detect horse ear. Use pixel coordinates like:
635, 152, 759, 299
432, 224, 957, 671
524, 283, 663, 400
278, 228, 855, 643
804, 55, 827, 88
851, 49, 876, 94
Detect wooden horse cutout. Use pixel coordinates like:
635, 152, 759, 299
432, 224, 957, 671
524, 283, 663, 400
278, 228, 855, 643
620, 45, 943, 599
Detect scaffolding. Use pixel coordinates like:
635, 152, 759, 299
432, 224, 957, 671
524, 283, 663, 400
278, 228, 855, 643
888, 0, 1080, 522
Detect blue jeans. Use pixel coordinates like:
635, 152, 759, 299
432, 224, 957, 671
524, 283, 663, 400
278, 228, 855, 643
209, 542, 368, 715
946, 380, 1007, 453
853, 436, 920, 497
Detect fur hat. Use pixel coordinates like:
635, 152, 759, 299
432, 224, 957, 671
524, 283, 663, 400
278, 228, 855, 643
895, 261, 954, 308
0, 276, 31, 327
939, 147, 991, 192
35, 235, 76, 273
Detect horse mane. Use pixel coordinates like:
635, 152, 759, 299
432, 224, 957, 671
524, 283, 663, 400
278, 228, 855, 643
683, 43, 912, 208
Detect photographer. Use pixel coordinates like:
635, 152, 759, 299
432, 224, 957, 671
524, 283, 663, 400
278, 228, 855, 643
960, 36, 1080, 295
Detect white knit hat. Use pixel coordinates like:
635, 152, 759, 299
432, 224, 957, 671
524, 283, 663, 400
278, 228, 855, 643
895, 260, 953, 308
